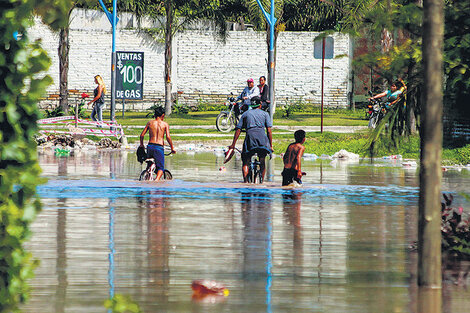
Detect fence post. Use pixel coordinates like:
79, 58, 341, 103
74, 102, 78, 128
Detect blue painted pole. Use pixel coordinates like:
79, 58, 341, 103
255, 0, 277, 121
98, 0, 118, 121
110, 0, 117, 121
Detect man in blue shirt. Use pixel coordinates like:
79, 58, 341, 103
228, 99, 273, 183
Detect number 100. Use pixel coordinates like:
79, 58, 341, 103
120, 65, 143, 84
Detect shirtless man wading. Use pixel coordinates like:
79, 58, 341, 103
139, 106, 176, 181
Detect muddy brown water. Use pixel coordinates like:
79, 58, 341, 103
23, 149, 470, 313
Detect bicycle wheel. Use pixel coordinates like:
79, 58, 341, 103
216, 112, 234, 132
163, 169, 173, 180
139, 169, 149, 181
255, 167, 263, 184
139, 169, 156, 181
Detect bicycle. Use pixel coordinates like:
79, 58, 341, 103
139, 150, 173, 181
246, 156, 263, 184
232, 148, 264, 184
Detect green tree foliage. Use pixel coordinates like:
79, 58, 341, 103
283, 0, 344, 31
337, 0, 424, 152
0, 0, 71, 311
443, 0, 470, 114
341, 0, 469, 150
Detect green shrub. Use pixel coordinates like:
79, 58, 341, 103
69, 101, 88, 119
45, 105, 65, 118
456, 145, 470, 164
146, 104, 164, 117
196, 99, 225, 111
172, 101, 190, 115
0, 1, 71, 311
277, 99, 308, 118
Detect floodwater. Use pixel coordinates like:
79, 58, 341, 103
23, 149, 470, 313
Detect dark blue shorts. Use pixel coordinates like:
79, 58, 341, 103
147, 144, 164, 172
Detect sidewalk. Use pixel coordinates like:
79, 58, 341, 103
125, 125, 367, 133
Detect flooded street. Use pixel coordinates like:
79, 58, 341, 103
24, 149, 470, 313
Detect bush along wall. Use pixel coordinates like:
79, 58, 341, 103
0, 0, 69, 311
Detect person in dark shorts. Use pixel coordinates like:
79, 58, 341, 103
282, 130, 306, 186
139, 106, 176, 181
228, 99, 273, 183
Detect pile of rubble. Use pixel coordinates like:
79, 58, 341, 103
35, 134, 121, 149
97, 137, 121, 149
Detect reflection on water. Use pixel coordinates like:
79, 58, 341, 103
22, 150, 470, 312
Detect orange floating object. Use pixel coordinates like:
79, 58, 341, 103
191, 280, 229, 297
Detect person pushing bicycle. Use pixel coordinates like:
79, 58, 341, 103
228, 98, 273, 183
139, 106, 176, 181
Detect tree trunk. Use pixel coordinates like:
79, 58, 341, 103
58, 27, 69, 113
406, 60, 418, 135
418, 0, 444, 289
164, 1, 173, 116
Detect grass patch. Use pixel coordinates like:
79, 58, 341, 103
114, 110, 368, 127
39, 109, 368, 127
38, 109, 470, 164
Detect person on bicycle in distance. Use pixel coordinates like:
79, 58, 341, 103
139, 106, 176, 181
369, 80, 404, 109
237, 78, 260, 112
228, 98, 273, 183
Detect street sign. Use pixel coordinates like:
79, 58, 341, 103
314, 37, 334, 59
116, 51, 144, 100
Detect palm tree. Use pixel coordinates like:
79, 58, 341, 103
121, 0, 225, 115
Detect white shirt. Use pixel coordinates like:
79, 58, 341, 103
237, 86, 260, 105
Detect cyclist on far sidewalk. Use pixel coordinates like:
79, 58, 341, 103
139, 106, 176, 181
228, 98, 273, 183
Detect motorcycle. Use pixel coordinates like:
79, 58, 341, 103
216, 94, 268, 132
367, 91, 387, 129
216, 93, 247, 132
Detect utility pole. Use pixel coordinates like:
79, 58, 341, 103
98, 0, 118, 121
255, 0, 277, 122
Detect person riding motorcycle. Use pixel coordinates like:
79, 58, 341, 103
369, 80, 405, 109
237, 78, 260, 112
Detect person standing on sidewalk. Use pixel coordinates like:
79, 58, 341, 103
88, 75, 106, 123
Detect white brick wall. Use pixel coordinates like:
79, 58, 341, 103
29, 9, 352, 110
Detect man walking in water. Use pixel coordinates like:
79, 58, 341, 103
140, 106, 176, 181
228, 99, 273, 183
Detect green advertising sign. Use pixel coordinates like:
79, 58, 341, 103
116, 51, 144, 99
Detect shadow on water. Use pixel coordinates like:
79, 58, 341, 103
21, 150, 470, 312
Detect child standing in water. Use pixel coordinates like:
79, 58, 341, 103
282, 130, 306, 186
139, 106, 176, 181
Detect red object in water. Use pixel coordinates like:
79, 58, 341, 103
191, 280, 229, 296
81, 92, 90, 99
